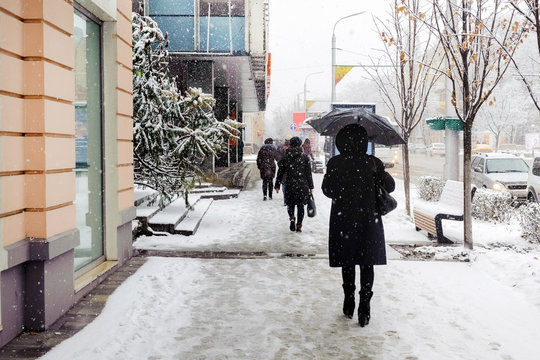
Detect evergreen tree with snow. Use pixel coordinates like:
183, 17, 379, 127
132, 12, 238, 207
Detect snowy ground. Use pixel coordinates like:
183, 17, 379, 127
41, 174, 540, 359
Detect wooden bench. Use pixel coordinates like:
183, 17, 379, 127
413, 180, 468, 244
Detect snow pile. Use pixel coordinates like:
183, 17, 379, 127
396, 245, 475, 262
517, 202, 540, 243
471, 188, 513, 223
416, 176, 444, 201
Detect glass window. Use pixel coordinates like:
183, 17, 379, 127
152, 15, 195, 51
533, 158, 540, 176
477, 158, 485, 173
73, 9, 103, 272
486, 158, 529, 174
150, 0, 194, 15
200, 0, 244, 16
199, 16, 245, 52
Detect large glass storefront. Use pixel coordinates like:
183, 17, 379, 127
150, 0, 245, 53
73, 8, 104, 272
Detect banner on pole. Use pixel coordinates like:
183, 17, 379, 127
293, 112, 306, 132
305, 100, 316, 110
334, 66, 353, 85
266, 53, 272, 99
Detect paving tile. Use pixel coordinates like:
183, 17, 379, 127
0, 256, 146, 358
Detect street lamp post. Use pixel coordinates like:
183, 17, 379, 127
304, 71, 324, 116
331, 12, 365, 104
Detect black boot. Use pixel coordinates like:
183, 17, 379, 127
342, 284, 356, 319
289, 217, 296, 232
358, 290, 373, 327
295, 224, 302, 232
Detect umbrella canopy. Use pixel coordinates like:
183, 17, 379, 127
306, 108, 405, 146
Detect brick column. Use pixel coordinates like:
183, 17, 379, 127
2, 0, 78, 331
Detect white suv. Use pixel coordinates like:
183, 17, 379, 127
471, 153, 530, 201
527, 157, 540, 202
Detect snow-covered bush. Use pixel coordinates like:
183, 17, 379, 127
471, 188, 513, 223
517, 202, 540, 243
416, 176, 444, 201
132, 12, 239, 207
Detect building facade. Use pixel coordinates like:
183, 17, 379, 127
0, 0, 134, 347
137, 0, 269, 151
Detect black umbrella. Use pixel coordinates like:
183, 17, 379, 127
307, 108, 405, 146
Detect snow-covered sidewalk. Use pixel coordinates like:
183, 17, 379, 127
133, 174, 432, 254
41, 257, 540, 359
40, 174, 540, 359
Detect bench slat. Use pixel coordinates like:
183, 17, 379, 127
413, 211, 437, 234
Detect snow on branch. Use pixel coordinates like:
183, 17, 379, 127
132, 12, 241, 208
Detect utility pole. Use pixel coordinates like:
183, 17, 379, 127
331, 12, 365, 104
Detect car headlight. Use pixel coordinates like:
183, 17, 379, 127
492, 182, 506, 191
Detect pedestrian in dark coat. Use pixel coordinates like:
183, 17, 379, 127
275, 136, 314, 232
321, 124, 395, 327
256, 138, 278, 200
276, 139, 290, 205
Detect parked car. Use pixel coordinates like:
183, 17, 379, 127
375, 146, 399, 167
473, 143, 493, 154
527, 157, 540, 202
409, 143, 427, 153
471, 153, 530, 201
427, 143, 445, 156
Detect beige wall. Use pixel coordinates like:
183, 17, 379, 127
115, 0, 134, 212
0, 0, 134, 261
0, 0, 134, 340
0, 0, 76, 251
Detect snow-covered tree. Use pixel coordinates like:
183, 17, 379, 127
414, 0, 528, 249
132, 12, 238, 207
368, 0, 444, 217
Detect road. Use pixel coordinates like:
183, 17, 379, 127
381, 150, 463, 183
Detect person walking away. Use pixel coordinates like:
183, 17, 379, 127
277, 139, 290, 205
302, 138, 315, 161
256, 138, 278, 201
275, 136, 314, 232
321, 124, 395, 327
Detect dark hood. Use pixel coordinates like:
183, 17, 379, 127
260, 143, 275, 151
289, 136, 302, 147
335, 124, 368, 155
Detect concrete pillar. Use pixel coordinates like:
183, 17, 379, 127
24, 250, 75, 331
445, 127, 460, 181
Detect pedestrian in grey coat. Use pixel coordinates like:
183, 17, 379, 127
322, 124, 395, 327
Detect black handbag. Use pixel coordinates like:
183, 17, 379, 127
373, 159, 397, 215
307, 194, 317, 217
375, 184, 397, 215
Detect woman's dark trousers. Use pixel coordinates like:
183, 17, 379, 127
287, 204, 304, 225
262, 178, 273, 198
341, 265, 374, 325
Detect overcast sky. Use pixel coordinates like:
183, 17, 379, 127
265, 0, 389, 122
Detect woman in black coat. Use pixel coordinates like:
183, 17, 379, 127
322, 124, 395, 327
256, 138, 278, 200
275, 136, 314, 232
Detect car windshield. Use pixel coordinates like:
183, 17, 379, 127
486, 158, 529, 173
